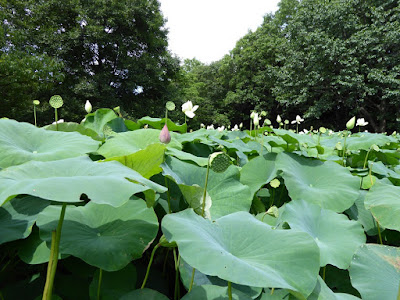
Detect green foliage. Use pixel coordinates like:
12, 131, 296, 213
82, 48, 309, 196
1, 112, 400, 299
1, 0, 180, 123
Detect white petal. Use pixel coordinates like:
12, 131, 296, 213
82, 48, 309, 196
192, 105, 199, 112
185, 111, 195, 118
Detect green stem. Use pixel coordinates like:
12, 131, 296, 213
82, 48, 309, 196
188, 267, 196, 292
270, 288, 275, 295
270, 189, 275, 208
342, 130, 348, 166
377, 221, 383, 245
34, 105, 37, 127
97, 268, 103, 300
227, 281, 232, 300
141, 243, 161, 289
0, 290, 4, 300
55, 108, 58, 131
173, 249, 180, 300
397, 281, 400, 300
322, 266, 326, 281
43, 203, 67, 300
201, 157, 211, 217
165, 177, 172, 214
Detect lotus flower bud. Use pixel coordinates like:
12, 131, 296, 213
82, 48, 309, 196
276, 115, 282, 123
159, 124, 171, 144
85, 100, 92, 113
346, 116, 356, 130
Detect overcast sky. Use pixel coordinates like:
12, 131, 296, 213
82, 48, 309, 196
159, 0, 281, 64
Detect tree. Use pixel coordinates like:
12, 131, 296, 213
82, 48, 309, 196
273, 0, 400, 132
1, 0, 179, 123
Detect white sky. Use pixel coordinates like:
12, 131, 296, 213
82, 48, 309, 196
159, 0, 281, 64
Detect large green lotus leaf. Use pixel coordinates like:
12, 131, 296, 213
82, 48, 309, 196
0, 157, 166, 207
0, 119, 101, 168
273, 128, 317, 147
120, 288, 169, 300
162, 209, 320, 296
181, 285, 252, 300
179, 184, 212, 219
346, 191, 379, 236
364, 181, 400, 231
179, 258, 262, 299
208, 136, 260, 153
0, 196, 50, 244
18, 227, 69, 264
240, 153, 277, 196
81, 108, 118, 135
44, 122, 102, 141
349, 244, 400, 300
280, 200, 365, 268
89, 264, 136, 300
306, 276, 361, 300
174, 128, 222, 145
166, 147, 209, 167
97, 129, 182, 158
258, 289, 292, 299
136, 116, 187, 133
104, 143, 166, 179
275, 152, 360, 212
346, 132, 396, 151
162, 156, 252, 220
36, 200, 159, 271
370, 161, 400, 180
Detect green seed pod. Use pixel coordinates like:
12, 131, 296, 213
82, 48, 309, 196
33, 100, 40, 105
209, 152, 231, 173
49, 95, 63, 108
166, 101, 176, 111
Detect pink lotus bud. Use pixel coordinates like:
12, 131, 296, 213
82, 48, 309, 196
159, 124, 171, 144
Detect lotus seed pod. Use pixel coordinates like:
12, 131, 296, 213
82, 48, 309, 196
159, 124, 171, 144
209, 152, 231, 173
319, 127, 327, 134
346, 116, 356, 130
166, 101, 176, 111
49, 95, 63, 108
33, 100, 40, 105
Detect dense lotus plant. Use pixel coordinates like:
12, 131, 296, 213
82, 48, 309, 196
2, 104, 400, 300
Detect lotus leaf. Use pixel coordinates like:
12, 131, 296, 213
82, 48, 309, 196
36, 200, 159, 271
162, 209, 319, 296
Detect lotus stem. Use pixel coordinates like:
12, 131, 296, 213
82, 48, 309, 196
201, 157, 211, 217
188, 267, 196, 292
322, 266, 326, 281
34, 105, 38, 127
227, 281, 232, 300
377, 221, 383, 245
173, 249, 180, 300
43, 203, 67, 300
342, 130, 348, 166
55, 108, 58, 131
97, 268, 103, 300
141, 243, 160, 289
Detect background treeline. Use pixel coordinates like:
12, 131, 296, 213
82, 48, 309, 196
1, 0, 399, 132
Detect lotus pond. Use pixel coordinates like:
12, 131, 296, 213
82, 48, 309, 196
1, 108, 400, 300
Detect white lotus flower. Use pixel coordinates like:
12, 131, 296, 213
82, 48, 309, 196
291, 115, 304, 124
217, 126, 225, 132
181, 101, 199, 118
356, 118, 368, 127
231, 124, 239, 131
253, 113, 260, 127
207, 124, 214, 130
52, 119, 64, 124
85, 100, 92, 113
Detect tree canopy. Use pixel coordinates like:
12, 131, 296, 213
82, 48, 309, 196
1, 0, 179, 123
